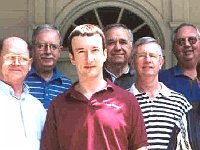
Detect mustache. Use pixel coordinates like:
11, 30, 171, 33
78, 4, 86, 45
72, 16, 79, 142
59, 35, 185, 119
40, 54, 54, 59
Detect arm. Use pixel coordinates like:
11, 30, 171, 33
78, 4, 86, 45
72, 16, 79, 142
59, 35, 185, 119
40, 103, 60, 150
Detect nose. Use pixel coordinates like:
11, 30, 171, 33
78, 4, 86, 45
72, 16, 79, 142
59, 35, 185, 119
86, 51, 94, 62
114, 41, 122, 50
144, 53, 152, 62
185, 38, 191, 46
44, 44, 52, 53
13, 57, 20, 65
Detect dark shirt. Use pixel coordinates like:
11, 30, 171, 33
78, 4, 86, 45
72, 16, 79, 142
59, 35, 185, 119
159, 65, 200, 103
167, 107, 200, 150
40, 80, 148, 150
187, 107, 200, 150
103, 66, 136, 91
25, 66, 72, 109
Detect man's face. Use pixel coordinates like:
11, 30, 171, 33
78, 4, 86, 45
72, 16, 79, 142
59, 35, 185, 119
0, 37, 32, 85
69, 34, 107, 79
32, 30, 61, 72
105, 27, 132, 66
133, 42, 163, 78
173, 26, 200, 65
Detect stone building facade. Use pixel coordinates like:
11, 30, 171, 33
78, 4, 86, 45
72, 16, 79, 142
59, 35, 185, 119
0, 0, 200, 81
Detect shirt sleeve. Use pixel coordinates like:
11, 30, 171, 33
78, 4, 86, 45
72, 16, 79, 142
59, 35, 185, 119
40, 102, 60, 150
128, 96, 148, 150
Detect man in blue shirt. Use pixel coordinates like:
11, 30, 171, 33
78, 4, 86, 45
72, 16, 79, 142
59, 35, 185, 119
159, 23, 200, 105
25, 24, 72, 109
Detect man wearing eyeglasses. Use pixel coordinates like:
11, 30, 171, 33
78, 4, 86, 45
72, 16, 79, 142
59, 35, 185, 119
0, 37, 46, 150
159, 23, 200, 107
25, 24, 72, 109
129, 37, 192, 149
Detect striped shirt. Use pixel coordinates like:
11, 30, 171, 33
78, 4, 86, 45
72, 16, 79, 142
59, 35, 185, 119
130, 82, 191, 150
25, 67, 72, 109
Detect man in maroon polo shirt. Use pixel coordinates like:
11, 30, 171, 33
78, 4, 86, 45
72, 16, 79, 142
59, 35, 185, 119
40, 24, 148, 150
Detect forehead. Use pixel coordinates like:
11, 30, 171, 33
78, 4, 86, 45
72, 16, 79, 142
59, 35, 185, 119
72, 34, 103, 50
105, 27, 129, 40
137, 42, 161, 53
2, 38, 28, 56
35, 30, 60, 42
176, 26, 198, 38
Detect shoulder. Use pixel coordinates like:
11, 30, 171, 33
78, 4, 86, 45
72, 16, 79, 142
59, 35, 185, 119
161, 83, 192, 110
25, 94, 45, 109
109, 82, 139, 105
159, 66, 176, 76
60, 75, 73, 84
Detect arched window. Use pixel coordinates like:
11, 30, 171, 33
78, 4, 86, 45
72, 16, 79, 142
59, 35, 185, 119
63, 6, 154, 47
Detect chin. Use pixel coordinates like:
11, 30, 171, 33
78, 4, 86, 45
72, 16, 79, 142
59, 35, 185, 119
42, 66, 54, 71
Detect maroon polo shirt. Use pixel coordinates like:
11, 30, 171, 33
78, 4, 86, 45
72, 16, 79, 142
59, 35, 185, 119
40, 80, 147, 150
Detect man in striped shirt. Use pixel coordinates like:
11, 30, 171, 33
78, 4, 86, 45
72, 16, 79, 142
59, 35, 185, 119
129, 37, 192, 149
25, 24, 72, 109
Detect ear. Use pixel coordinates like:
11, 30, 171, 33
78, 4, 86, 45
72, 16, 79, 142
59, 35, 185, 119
159, 57, 164, 69
28, 58, 33, 71
68, 52, 76, 65
57, 46, 62, 58
103, 48, 107, 63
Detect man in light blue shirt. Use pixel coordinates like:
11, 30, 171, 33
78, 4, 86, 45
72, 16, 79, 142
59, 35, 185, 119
0, 37, 46, 150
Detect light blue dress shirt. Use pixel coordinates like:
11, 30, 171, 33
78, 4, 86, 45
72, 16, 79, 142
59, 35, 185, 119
0, 80, 46, 150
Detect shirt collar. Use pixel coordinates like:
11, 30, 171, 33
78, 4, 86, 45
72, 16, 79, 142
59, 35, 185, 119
173, 65, 184, 76
104, 65, 133, 79
28, 65, 63, 83
65, 79, 114, 98
131, 82, 171, 97
0, 80, 29, 100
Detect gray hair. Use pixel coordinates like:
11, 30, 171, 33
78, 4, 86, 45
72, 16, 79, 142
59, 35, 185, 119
103, 23, 133, 42
172, 23, 200, 42
134, 36, 163, 58
32, 24, 62, 45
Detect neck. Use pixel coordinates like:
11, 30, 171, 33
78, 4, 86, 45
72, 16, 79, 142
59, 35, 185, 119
76, 76, 107, 99
37, 69, 53, 82
33, 63, 54, 82
105, 63, 129, 77
179, 63, 197, 80
135, 77, 161, 98
40, 72, 53, 82
11, 82, 23, 99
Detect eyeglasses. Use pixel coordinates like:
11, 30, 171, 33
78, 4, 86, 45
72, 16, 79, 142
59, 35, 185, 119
175, 36, 199, 46
34, 43, 61, 51
3, 54, 30, 66
135, 52, 160, 60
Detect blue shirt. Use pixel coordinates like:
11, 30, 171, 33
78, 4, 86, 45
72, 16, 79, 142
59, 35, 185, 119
0, 81, 46, 150
158, 65, 200, 103
25, 66, 72, 109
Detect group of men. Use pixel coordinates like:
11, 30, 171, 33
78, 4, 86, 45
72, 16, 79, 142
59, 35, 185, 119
1, 22, 200, 150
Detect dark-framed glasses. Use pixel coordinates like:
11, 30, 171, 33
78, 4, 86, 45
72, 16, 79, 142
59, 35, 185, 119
3, 54, 30, 65
176, 36, 199, 46
34, 43, 61, 51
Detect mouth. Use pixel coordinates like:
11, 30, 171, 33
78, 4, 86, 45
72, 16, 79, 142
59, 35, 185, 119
10, 68, 22, 72
41, 56, 54, 59
84, 65, 95, 69
183, 50, 193, 55
112, 53, 124, 56
143, 66, 153, 69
